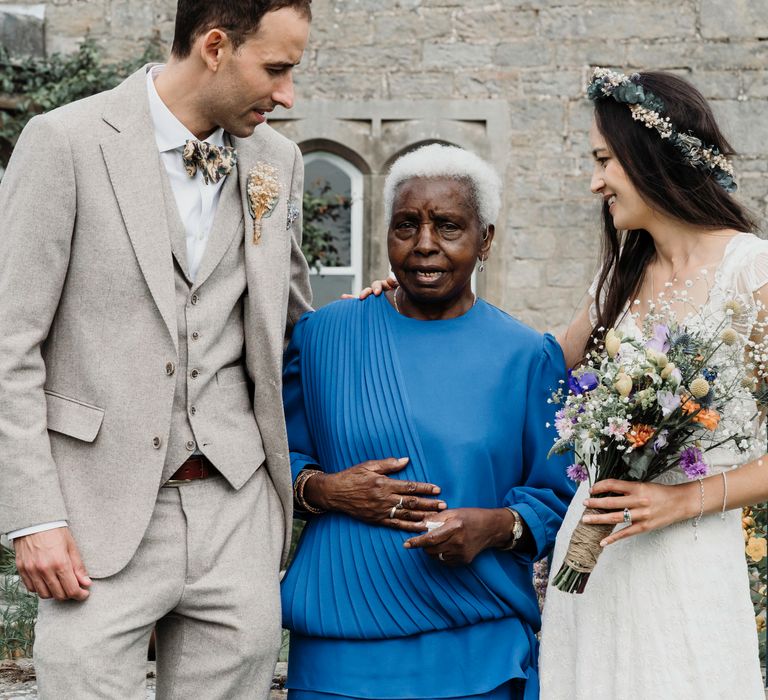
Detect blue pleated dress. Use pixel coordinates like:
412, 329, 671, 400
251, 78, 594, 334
281, 294, 574, 700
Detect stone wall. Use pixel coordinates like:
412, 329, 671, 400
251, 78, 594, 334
2, 0, 768, 331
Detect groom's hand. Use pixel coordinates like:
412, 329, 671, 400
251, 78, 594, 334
14, 527, 92, 601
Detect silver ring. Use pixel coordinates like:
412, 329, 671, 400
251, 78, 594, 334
389, 505, 398, 519
397, 496, 404, 508
438, 553, 445, 561
623, 508, 632, 524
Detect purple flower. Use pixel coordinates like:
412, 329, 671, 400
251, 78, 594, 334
566, 463, 589, 483
679, 446, 708, 479
645, 324, 670, 353
568, 370, 599, 395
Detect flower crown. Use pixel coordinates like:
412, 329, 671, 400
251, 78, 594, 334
587, 67, 737, 193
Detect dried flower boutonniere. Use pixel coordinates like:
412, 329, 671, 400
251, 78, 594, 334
246, 162, 280, 244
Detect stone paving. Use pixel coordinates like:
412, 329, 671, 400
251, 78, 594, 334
2, 659, 767, 698
0, 661, 288, 699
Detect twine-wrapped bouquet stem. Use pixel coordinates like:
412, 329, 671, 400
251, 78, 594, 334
552, 507, 615, 594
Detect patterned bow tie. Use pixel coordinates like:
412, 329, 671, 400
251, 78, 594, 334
181, 140, 238, 185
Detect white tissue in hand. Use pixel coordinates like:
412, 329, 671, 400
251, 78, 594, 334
425, 520, 445, 531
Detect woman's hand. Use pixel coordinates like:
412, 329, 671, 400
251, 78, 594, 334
402, 507, 516, 565
341, 277, 399, 300
305, 457, 446, 533
582, 479, 698, 546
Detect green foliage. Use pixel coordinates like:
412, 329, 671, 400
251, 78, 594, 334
0, 37, 162, 168
302, 180, 350, 270
0, 545, 37, 659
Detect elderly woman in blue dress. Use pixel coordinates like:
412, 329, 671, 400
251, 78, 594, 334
280, 144, 574, 700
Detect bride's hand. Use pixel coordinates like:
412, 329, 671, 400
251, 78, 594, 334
341, 277, 399, 300
581, 479, 698, 546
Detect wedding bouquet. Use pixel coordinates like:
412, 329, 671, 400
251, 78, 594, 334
549, 297, 768, 594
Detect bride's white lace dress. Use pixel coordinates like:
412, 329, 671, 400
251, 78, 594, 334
539, 233, 765, 700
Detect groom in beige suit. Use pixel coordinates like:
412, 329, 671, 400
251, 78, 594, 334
0, 1, 313, 697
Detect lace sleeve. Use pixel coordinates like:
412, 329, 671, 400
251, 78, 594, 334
742, 245, 768, 295
719, 234, 768, 296
717, 234, 768, 338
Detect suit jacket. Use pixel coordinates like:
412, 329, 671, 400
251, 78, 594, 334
0, 66, 312, 576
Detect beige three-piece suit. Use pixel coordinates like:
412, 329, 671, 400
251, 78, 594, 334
0, 66, 312, 697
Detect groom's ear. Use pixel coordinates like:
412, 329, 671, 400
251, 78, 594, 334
198, 28, 231, 72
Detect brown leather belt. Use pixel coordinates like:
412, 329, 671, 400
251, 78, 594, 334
163, 455, 219, 486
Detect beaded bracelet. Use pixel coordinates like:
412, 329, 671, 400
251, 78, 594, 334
293, 468, 326, 515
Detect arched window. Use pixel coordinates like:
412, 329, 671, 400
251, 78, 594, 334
303, 151, 364, 307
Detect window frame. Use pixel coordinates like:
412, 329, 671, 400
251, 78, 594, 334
303, 150, 364, 295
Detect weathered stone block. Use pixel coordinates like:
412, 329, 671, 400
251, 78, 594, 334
316, 44, 419, 70
423, 42, 493, 68
712, 99, 768, 156
455, 7, 539, 41
542, 4, 696, 41
546, 258, 592, 287
0, 5, 45, 58
45, 0, 109, 54
295, 69, 386, 99
373, 9, 452, 44
387, 70, 457, 98
555, 39, 627, 69
310, 12, 373, 47
522, 68, 585, 99
503, 258, 544, 288
509, 227, 559, 258
690, 70, 744, 100
494, 40, 554, 68
701, 0, 768, 39
454, 68, 520, 98
508, 98, 565, 134
627, 40, 768, 70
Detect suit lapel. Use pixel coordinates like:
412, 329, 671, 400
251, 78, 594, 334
100, 67, 178, 353
236, 132, 291, 386
192, 171, 243, 289
158, 168, 192, 281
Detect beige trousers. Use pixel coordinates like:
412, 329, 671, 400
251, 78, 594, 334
33, 468, 283, 699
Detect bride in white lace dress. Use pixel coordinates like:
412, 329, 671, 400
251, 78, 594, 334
539, 69, 766, 700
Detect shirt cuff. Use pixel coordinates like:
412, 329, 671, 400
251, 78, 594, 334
7, 521, 68, 540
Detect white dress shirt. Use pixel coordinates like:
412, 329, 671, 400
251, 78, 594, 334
8, 66, 231, 542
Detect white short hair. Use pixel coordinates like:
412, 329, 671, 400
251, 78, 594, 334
383, 144, 502, 227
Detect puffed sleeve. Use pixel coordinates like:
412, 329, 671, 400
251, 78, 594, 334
503, 333, 575, 562
282, 311, 321, 481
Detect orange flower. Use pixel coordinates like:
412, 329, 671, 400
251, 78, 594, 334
680, 394, 700, 415
693, 408, 720, 431
626, 424, 654, 447
680, 393, 720, 430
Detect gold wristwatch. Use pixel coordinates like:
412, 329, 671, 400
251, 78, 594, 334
499, 507, 524, 551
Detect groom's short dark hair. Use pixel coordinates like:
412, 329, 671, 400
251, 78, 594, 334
171, 0, 312, 58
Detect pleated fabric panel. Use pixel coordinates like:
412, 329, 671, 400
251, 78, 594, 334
281, 298, 514, 640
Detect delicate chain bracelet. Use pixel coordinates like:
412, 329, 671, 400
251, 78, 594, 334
293, 468, 326, 514
693, 477, 705, 540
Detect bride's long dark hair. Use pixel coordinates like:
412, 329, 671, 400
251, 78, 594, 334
588, 71, 757, 355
